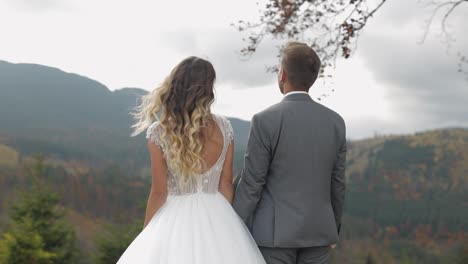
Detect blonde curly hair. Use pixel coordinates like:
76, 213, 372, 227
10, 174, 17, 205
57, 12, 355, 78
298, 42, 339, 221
131, 56, 216, 183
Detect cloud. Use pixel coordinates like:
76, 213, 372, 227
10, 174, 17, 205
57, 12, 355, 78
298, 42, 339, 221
3, 0, 65, 11
355, 0, 468, 131
345, 117, 401, 139
162, 28, 280, 89
346, 114, 467, 140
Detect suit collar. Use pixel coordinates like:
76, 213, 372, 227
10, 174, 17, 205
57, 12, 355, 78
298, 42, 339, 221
284, 91, 309, 96
281, 92, 314, 102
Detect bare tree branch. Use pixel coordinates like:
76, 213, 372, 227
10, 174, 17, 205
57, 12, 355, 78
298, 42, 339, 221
236, 0, 467, 81
458, 52, 468, 79
235, 0, 388, 72
420, 0, 467, 43
420, 0, 468, 76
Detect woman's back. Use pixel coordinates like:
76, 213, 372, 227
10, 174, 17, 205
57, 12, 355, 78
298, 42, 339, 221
146, 113, 234, 195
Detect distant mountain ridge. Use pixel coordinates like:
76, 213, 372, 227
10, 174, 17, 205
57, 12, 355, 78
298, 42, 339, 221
0, 60, 250, 169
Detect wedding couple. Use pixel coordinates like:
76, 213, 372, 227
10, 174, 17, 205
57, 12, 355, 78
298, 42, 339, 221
117, 41, 346, 264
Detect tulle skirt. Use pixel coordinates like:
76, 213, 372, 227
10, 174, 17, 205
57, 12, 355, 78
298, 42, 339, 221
116, 192, 266, 264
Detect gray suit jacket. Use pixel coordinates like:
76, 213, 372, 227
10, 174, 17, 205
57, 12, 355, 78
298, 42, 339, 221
232, 93, 346, 248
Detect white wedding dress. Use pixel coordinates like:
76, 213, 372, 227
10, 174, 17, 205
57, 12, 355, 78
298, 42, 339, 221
117, 114, 266, 264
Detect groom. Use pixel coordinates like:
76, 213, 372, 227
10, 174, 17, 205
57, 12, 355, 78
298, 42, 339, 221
233, 41, 346, 264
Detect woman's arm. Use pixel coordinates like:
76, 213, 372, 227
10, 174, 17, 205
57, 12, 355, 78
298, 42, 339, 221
143, 140, 168, 228
219, 139, 234, 203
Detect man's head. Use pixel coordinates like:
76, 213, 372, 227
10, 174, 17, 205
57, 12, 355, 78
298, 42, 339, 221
278, 42, 321, 94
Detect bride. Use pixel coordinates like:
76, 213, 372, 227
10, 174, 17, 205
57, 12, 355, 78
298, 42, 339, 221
117, 56, 266, 264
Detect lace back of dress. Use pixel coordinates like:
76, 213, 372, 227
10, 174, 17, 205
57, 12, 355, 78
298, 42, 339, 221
146, 114, 234, 195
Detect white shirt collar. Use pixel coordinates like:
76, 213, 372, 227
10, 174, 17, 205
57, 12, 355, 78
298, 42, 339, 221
284, 91, 309, 97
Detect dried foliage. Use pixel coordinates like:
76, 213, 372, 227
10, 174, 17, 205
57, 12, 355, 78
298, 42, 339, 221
236, 0, 467, 77
235, 0, 388, 72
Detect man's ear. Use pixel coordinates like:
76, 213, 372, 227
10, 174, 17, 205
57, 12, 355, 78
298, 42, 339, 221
279, 68, 287, 82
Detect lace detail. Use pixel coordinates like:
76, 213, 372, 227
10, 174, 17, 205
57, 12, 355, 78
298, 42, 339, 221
145, 114, 234, 196
146, 122, 165, 152
221, 116, 234, 143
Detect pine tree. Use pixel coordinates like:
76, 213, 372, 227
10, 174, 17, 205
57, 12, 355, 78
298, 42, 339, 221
0, 156, 79, 264
0, 217, 55, 264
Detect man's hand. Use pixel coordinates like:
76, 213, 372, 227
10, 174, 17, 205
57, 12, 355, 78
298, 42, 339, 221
330, 244, 337, 249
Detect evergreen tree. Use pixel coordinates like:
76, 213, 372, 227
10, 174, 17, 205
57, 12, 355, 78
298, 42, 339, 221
0, 217, 55, 264
0, 156, 79, 264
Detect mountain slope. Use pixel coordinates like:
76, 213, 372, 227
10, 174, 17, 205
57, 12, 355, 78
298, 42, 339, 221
0, 60, 250, 169
1, 129, 467, 263
344, 129, 468, 236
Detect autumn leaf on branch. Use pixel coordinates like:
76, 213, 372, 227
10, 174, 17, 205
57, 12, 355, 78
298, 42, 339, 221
235, 0, 388, 73
236, 0, 467, 79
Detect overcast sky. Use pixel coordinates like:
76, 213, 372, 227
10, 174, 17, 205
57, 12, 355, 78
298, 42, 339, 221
0, 0, 467, 139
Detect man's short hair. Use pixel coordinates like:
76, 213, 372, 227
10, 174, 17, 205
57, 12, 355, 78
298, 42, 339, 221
281, 42, 321, 90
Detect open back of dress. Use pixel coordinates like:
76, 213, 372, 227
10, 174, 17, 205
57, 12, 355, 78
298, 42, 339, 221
145, 113, 234, 195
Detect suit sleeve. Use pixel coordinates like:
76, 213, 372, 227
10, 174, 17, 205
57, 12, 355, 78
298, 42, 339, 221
331, 121, 346, 235
232, 114, 271, 228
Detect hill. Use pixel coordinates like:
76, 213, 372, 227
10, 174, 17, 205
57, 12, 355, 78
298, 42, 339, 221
345, 129, 468, 232
0, 60, 250, 170
1, 128, 467, 263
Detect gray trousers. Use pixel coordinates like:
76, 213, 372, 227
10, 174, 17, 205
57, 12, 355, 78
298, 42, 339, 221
260, 246, 331, 264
